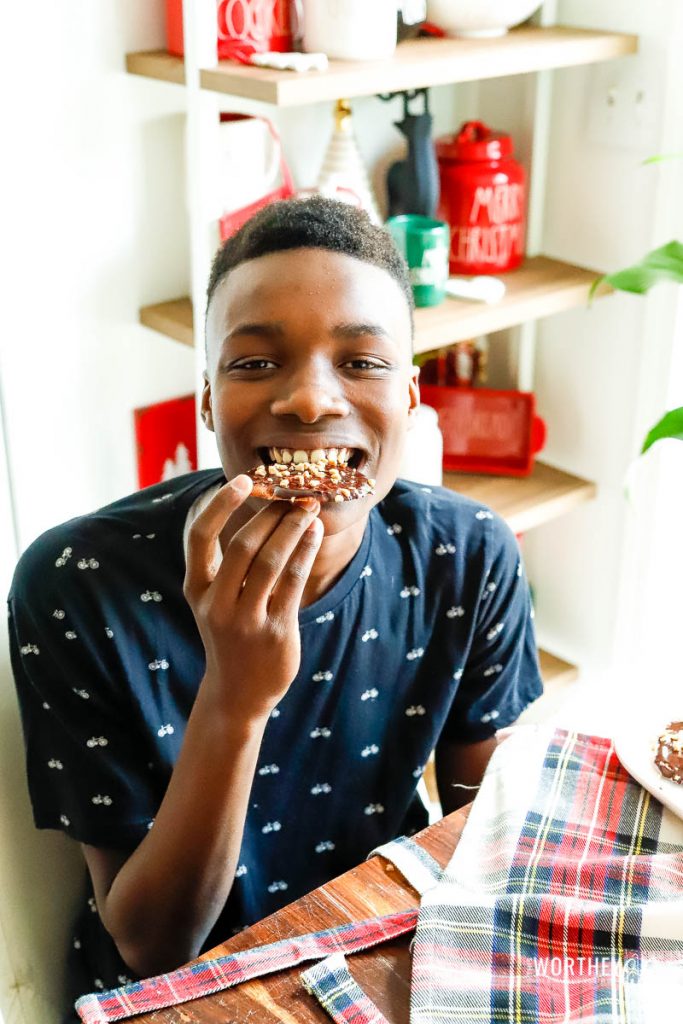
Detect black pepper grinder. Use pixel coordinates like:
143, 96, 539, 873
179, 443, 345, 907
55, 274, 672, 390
383, 89, 440, 219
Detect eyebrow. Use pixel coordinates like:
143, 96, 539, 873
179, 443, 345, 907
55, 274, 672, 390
224, 322, 285, 343
223, 321, 394, 345
332, 322, 392, 342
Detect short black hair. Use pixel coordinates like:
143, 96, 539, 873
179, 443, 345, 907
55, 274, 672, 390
205, 195, 414, 335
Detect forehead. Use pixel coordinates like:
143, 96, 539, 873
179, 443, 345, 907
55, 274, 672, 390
205, 247, 412, 361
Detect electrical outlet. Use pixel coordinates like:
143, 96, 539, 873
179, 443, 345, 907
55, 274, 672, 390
583, 55, 663, 153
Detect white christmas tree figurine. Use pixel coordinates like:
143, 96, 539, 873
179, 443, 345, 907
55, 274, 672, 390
162, 442, 193, 481
316, 100, 381, 224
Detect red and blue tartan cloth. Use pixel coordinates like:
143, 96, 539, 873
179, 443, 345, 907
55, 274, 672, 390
76, 728, 683, 1024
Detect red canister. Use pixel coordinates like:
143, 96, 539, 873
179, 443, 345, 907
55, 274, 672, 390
436, 121, 526, 275
166, 1, 296, 60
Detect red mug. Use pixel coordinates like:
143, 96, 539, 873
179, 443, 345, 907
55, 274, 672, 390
217, 0, 296, 59
166, 1, 298, 60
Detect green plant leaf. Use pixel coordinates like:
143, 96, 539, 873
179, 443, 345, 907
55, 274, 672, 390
588, 274, 607, 302
596, 240, 683, 296
589, 239, 683, 300
642, 152, 683, 165
641, 406, 683, 455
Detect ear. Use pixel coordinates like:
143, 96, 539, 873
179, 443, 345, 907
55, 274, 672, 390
200, 373, 215, 432
407, 365, 420, 429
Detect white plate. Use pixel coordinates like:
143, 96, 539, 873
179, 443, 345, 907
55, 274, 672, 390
613, 714, 683, 821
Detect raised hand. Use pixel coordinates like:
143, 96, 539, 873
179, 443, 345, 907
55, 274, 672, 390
183, 475, 323, 721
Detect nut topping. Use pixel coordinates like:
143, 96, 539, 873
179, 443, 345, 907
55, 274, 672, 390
248, 458, 375, 506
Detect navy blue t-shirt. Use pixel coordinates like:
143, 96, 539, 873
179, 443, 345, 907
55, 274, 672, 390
8, 470, 542, 1014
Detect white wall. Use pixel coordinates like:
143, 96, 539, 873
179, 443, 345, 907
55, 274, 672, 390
524, 0, 683, 711
1, 3, 194, 1021
423, 0, 683, 716
2, 0, 682, 1020
3, 1, 195, 549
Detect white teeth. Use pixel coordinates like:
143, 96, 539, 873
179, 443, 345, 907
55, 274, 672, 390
266, 446, 353, 466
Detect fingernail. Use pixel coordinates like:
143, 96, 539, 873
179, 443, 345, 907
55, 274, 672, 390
229, 475, 253, 496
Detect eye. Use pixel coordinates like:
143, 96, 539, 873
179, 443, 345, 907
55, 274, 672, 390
228, 358, 278, 372
342, 358, 390, 371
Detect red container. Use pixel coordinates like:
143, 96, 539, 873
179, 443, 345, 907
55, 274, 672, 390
166, 1, 295, 61
166, 0, 184, 55
420, 385, 546, 477
436, 121, 526, 275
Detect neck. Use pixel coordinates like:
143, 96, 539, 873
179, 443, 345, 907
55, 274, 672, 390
217, 502, 369, 608
300, 516, 368, 607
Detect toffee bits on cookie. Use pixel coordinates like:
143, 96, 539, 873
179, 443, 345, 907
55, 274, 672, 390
247, 447, 376, 505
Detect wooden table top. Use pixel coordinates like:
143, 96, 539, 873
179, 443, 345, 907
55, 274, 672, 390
134, 807, 470, 1023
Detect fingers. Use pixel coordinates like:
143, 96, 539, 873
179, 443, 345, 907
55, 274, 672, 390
268, 517, 325, 622
235, 501, 321, 612
184, 475, 254, 598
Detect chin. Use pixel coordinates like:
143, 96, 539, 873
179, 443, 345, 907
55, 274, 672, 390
317, 499, 367, 535
318, 481, 392, 536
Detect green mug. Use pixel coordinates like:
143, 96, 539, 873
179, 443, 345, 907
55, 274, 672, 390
386, 215, 450, 307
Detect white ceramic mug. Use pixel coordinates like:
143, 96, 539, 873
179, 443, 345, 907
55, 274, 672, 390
300, 0, 398, 60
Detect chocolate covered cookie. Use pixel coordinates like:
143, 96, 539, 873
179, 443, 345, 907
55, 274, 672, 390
654, 721, 683, 784
247, 446, 375, 505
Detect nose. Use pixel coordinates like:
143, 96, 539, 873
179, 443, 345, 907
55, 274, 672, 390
270, 363, 351, 422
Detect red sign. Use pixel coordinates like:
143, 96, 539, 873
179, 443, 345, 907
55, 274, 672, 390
134, 394, 197, 490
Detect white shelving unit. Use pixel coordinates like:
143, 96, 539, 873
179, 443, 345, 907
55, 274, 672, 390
127, 2, 638, 704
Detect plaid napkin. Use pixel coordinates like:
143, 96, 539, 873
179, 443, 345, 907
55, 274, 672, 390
75, 910, 417, 1022
77, 728, 683, 1023
304, 727, 683, 1023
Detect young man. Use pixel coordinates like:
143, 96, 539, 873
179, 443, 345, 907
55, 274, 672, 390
8, 196, 542, 1018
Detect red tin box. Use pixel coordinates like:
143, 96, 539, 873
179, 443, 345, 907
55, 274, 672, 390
419, 385, 546, 477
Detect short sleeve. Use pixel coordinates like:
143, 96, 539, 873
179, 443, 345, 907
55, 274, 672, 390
441, 514, 543, 742
8, 533, 160, 849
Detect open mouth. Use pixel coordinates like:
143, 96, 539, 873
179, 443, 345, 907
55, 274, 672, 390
249, 446, 375, 504
258, 446, 365, 471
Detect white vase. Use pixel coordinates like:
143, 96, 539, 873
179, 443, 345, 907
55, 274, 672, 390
426, 0, 544, 39
301, 0, 398, 60
400, 405, 443, 486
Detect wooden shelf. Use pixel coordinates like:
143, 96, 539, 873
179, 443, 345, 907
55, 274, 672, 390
140, 298, 195, 347
443, 461, 596, 535
537, 648, 580, 689
413, 256, 610, 354
126, 26, 637, 106
138, 256, 609, 353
